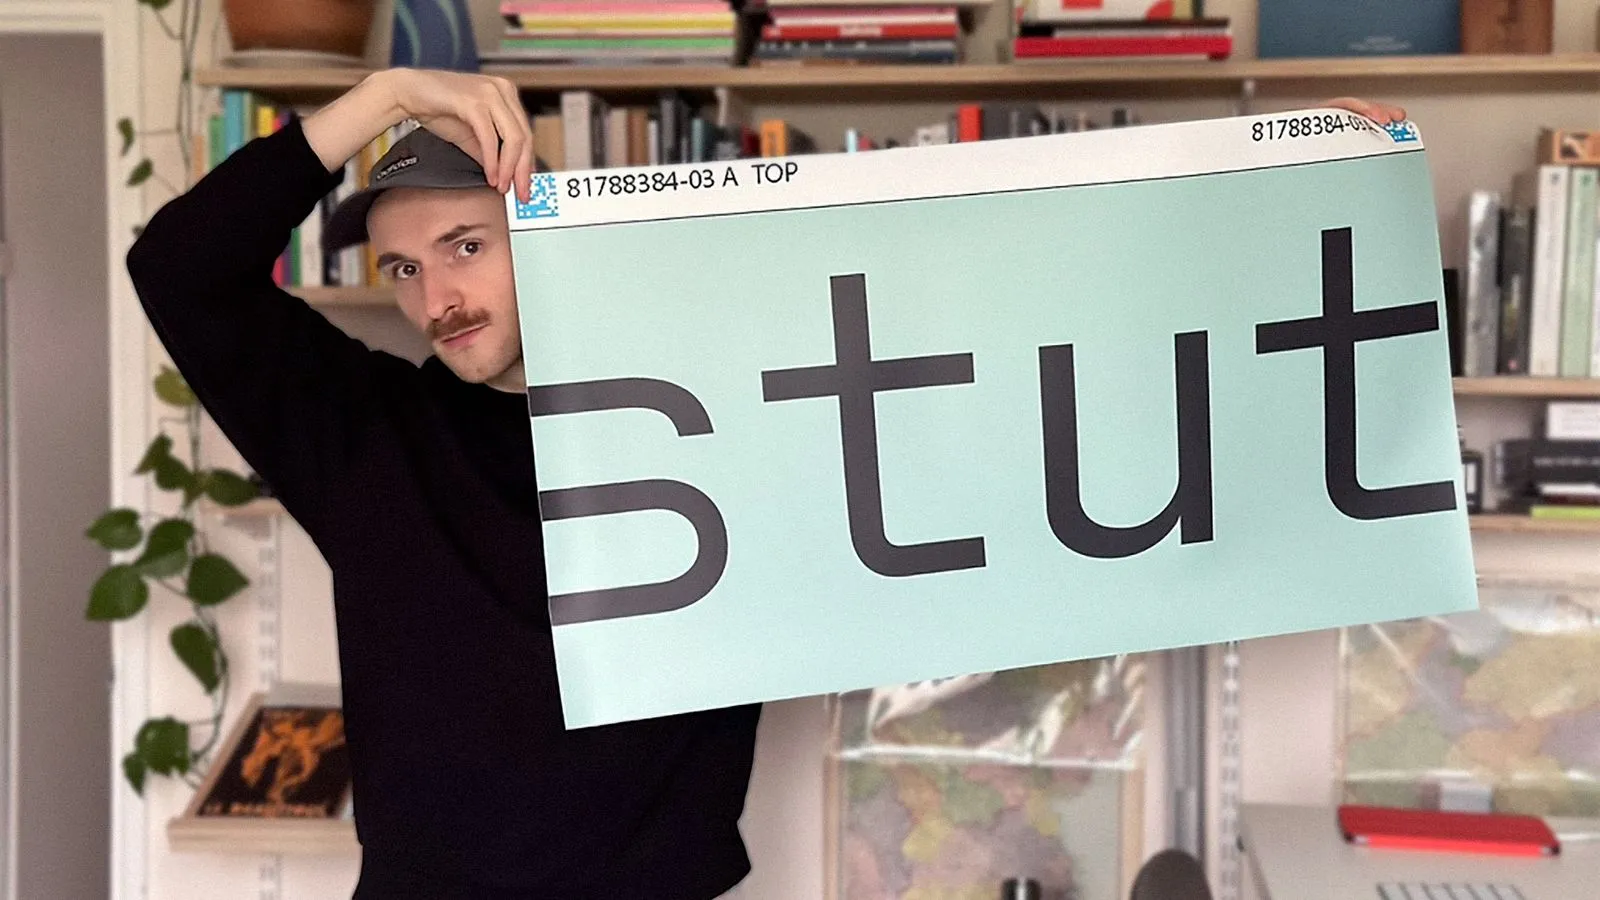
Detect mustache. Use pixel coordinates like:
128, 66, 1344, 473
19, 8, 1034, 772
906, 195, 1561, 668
428, 309, 491, 342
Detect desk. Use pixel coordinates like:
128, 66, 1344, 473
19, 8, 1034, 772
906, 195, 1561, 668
1240, 803, 1600, 899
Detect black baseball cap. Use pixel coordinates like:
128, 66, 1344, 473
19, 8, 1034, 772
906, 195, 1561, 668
322, 126, 492, 254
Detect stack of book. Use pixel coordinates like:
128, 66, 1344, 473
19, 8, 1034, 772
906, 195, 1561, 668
1495, 401, 1600, 518
492, 0, 739, 65
1012, 0, 1231, 62
747, 1, 964, 66
1459, 129, 1600, 379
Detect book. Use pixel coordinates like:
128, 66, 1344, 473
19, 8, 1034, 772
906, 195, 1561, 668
1257, 0, 1461, 58
1462, 190, 1501, 377
185, 684, 349, 821
1527, 164, 1569, 376
1561, 167, 1599, 376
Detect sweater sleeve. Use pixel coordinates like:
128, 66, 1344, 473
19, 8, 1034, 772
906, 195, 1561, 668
126, 115, 394, 533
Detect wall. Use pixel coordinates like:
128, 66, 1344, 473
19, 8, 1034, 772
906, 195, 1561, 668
0, 31, 112, 900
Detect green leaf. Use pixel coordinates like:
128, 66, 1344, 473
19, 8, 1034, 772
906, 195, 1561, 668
117, 117, 135, 157
87, 509, 142, 551
133, 518, 194, 578
170, 623, 220, 693
153, 366, 197, 408
202, 470, 259, 507
122, 752, 147, 796
134, 718, 189, 776
87, 565, 149, 620
187, 554, 248, 606
135, 434, 174, 475
135, 435, 194, 494
127, 158, 153, 188
137, 0, 174, 9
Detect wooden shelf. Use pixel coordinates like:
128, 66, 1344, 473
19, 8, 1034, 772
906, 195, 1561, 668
167, 815, 356, 856
291, 285, 395, 308
203, 497, 286, 518
1470, 513, 1600, 534
196, 53, 1600, 102
1453, 376, 1600, 398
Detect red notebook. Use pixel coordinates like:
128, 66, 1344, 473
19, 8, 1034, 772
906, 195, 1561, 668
1338, 804, 1560, 857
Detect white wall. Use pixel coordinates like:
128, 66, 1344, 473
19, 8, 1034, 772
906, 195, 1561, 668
0, 31, 112, 900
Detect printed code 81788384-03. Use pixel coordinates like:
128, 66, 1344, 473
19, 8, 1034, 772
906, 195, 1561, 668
1252, 112, 1380, 142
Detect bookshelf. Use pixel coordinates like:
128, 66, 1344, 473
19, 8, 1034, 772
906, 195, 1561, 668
166, 813, 357, 856
1452, 376, 1600, 398
1470, 513, 1600, 534
196, 53, 1600, 103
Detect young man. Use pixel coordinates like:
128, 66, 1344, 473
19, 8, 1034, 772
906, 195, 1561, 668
126, 67, 1406, 898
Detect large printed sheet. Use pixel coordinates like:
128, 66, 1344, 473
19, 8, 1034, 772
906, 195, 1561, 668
505, 109, 1478, 729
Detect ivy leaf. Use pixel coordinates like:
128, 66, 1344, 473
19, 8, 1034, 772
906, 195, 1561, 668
137, 0, 174, 9
134, 434, 174, 475
86, 509, 143, 551
133, 518, 194, 578
134, 718, 190, 776
153, 366, 197, 408
187, 554, 248, 606
170, 623, 221, 693
87, 565, 149, 620
202, 470, 260, 507
122, 752, 147, 796
127, 158, 154, 188
117, 118, 135, 157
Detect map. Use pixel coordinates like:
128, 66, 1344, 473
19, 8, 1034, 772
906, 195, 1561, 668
830, 656, 1146, 900
1340, 577, 1600, 817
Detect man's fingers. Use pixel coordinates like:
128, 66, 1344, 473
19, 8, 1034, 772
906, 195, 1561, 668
469, 111, 501, 191
485, 93, 527, 194
491, 78, 535, 202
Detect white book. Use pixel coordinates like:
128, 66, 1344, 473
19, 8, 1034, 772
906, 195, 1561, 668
1462, 190, 1501, 377
1529, 164, 1570, 376
647, 119, 660, 166
606, 108, 630, 169
298, 204, 323, 288
560, 91, 593, 171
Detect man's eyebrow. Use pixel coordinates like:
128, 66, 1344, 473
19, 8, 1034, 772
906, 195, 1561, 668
376, 250, 409, 270
436, 223, 488, 244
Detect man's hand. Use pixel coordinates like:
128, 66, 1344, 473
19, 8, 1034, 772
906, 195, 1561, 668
303, 68, 535, 203
1318, 97, 1407, 125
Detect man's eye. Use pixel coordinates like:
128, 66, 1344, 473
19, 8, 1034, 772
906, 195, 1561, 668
393, 262, 419, 280
457, 240, 481, 258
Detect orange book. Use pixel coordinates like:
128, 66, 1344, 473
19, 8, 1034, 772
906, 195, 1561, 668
760, 119, 787, 157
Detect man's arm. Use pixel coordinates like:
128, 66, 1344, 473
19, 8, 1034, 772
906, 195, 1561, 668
125, 69, 533, 531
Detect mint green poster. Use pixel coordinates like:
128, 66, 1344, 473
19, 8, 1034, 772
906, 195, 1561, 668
507, 111, 1478, 729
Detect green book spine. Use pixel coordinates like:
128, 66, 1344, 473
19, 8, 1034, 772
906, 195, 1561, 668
207, 114, 223, 172
1560, 167, 1599, 376
1530, 504, 1600, 519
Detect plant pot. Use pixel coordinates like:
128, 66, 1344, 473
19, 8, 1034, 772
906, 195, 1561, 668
224, 0, 378, 59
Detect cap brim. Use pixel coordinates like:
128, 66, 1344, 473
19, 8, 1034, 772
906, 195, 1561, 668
320, 174, 500, 255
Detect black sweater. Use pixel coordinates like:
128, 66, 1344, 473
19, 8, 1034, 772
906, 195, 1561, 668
126, 117, 762, 899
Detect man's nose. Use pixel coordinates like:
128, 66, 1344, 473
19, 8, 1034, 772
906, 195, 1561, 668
421, 271, 461, 321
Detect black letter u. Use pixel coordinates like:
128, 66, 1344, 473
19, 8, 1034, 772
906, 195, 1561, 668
1039, 332, 1214, 559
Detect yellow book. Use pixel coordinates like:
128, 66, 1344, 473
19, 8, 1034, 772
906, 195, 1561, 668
255, 102, 276, 138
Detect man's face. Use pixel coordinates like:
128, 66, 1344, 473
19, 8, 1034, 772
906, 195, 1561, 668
367, 186, 524, 390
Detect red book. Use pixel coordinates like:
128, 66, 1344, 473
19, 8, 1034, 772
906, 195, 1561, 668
1337, 805, 1560, 858
956, 105, 982, 142
1013, 33, 1231, 59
